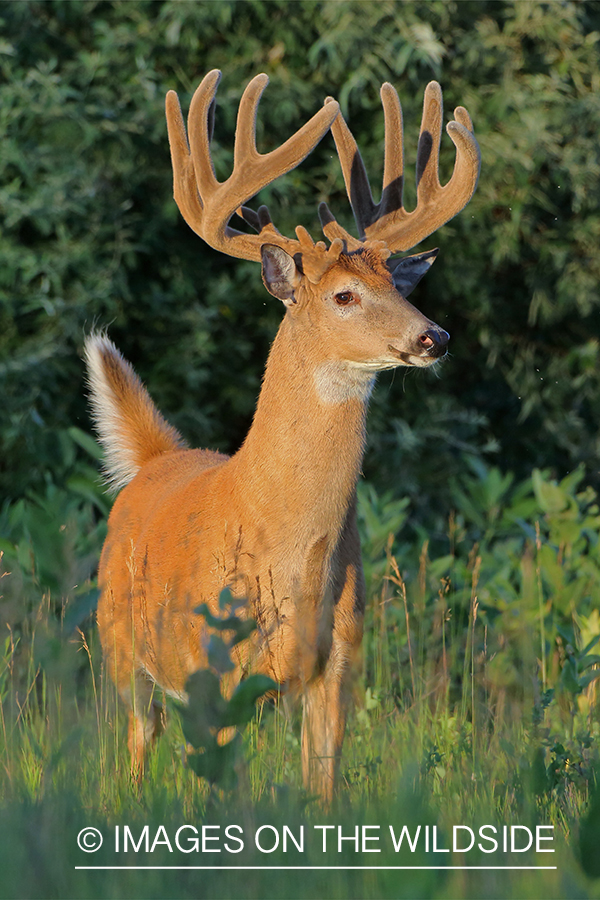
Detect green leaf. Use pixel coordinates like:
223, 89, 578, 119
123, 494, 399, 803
223, 675, 278, 728
207, 634, 236, 675
579, 669, 600, 690
62, 588, 99, 632
186, 734, 242, 789
180, 670, 228, 748
532, 469, 569, 514
579, 785, 600, 878
67, 426, 103, 461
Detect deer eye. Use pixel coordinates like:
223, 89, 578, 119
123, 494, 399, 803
334, 291, 356, 306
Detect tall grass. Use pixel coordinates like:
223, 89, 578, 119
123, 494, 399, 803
0, 464, 599, 898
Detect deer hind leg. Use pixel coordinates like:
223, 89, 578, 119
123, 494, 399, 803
125, 673, 164, 781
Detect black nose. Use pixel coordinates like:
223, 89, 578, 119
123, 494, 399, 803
417, 328, 450, 358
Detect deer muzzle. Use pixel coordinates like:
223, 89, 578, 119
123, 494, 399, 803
417, 327, 450, 359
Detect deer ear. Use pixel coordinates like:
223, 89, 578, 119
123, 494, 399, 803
389, 248, 438, 298
261, 244, 302, 305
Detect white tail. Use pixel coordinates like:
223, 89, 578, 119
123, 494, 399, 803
87, 70, 479, 802
84, 333, 186, 492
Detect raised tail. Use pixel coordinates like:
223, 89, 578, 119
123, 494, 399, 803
84, 332, 186, 493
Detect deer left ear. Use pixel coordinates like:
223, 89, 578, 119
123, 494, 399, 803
389, 248, 438, 298
261, 244, 303, 306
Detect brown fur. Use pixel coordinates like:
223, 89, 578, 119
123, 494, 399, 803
87, 68, 479, 801
86, 248, 444, 802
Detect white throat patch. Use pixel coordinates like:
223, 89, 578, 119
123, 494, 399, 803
313, 361, 376, 405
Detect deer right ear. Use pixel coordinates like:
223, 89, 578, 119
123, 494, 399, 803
261, 244, 302, 306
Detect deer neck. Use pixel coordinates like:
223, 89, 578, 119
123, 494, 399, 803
235, 313, 373, 539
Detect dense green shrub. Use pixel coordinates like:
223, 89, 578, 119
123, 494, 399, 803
1, 0, 599, 525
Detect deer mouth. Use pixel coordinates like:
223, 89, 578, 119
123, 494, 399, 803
387, 345, 413, 365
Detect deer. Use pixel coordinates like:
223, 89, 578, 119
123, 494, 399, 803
84, 69, 480, 803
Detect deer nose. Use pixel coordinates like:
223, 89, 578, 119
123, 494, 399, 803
417, 328, 450, 357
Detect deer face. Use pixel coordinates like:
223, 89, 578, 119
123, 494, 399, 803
261, 244, 449, 373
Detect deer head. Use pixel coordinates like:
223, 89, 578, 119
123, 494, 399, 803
165, 70, 480, 379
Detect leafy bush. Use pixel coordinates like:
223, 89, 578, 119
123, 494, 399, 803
177, 590, 277, 791
2, 0, 600, 524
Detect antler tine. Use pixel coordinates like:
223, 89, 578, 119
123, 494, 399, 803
238, 203, 281, 241
379, 82, 404, 220
236, 80, 340, 195
187, 69, 221, 201
323, 83, 406, 239
166, 69, 222, 238
443, 107, 481, 213
323, 96, 376, 240
234, 73, 269, 169
231, 76, 341, 207
166, 88, 206, 236
415, 81, 443, 201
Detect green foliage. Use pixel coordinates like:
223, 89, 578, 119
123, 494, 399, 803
2, 0, 600, 533
0, 474, 598, 895
177, 590, 277, 790
580, 776, 600, 879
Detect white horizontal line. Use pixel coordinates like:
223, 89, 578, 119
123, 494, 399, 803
75, 865, 558, 871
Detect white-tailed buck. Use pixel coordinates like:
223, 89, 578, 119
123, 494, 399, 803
85, 70, 479, 802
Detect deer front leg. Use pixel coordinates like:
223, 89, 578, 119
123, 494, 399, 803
300, 503, 366, 803
301, 653, 351, 805
301, 597, 363, 802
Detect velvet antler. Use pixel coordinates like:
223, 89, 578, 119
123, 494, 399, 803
319, 81, 480, 252
166, 72, 480, 278
166, 70, 341, 276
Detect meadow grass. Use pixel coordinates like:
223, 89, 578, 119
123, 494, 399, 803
1, 466, 599, 899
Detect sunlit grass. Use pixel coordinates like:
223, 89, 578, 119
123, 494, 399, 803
0, 467, 599, 897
